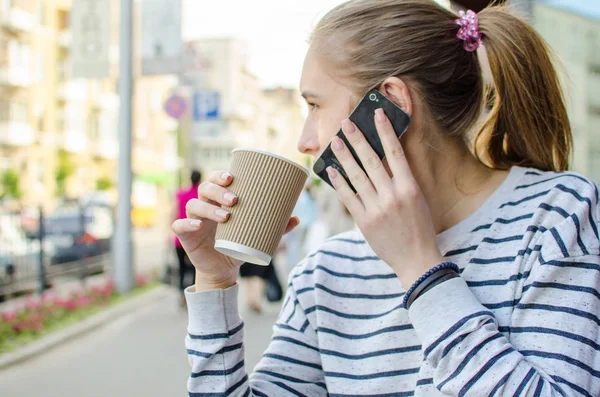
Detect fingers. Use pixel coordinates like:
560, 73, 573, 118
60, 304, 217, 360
339, 119, 392, 194
186, 198, 231, 223
326, 167, 364, 220
207, 170, 234, 187
284, 216, 300, 234
330, 134, 376, 203
172, 218, 202, 235
197, 181, 238, 208
374, 109, 412, 181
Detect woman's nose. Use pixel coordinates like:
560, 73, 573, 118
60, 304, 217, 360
297, 127, 320, 156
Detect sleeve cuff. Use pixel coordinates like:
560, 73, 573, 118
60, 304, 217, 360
408, 277, 491, 350
184, 284, 241, 335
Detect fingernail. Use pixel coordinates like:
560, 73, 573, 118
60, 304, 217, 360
326, 167, 338, 180
332, 136, 344, 151
375, 108, 386, 123
223, 192, 237, 204
342, 119, 356, 134
189, 219, 201, 228
221, 172, 232, 181
215, 209, 230, 220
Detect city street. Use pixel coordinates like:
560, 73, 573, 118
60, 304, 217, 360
0, 283, 281, 397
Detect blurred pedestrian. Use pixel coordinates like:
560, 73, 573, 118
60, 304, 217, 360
239, 260, 282, 314
173, 170, 201, 306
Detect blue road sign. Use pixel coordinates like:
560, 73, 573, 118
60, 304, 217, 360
193, 91, 220, 121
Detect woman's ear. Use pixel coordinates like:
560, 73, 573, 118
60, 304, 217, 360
379, 77, 413, 117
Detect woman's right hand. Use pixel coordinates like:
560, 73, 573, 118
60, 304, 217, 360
171, 170, 300, 292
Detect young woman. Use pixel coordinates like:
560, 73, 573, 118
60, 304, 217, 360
172, 1, 600, 395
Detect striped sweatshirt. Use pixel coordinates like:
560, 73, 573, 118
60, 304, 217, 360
185, 166, 600, 396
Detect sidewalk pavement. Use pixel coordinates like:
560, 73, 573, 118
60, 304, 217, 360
0, 282, 281, 397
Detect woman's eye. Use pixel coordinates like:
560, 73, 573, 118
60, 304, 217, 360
307, 102, 319, 110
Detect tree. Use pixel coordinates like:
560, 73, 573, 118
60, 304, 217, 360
56, 149, 75, 197
96, 177, 113, 191
1, 168, 21, 199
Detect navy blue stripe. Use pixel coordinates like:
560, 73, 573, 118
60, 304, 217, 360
189, 392, 225, 397
523, 281, 600, 301
500, 190, 550, 208
255, 370, 327, 389
551, 375, 590, 397
330, 238, 367, 245
297, 283, 404, 300
272, 336, 320, 352
272, 381, 309, 397
483, 235, 523, 244
544, 258, 600, 272
488, 370, 512, 396
516, 173, 590, 190
293, 265, 397, 281
325, 367, 420, 380
470, 256, 516, 265
441, 318, 495, 359
320, 345, 421, 360
483, 299, 519, 310
467, 271, 531, 287
425, 310, 494, 357
539, 203, 570, 218
527, 225, 548, 234
471, 214, 533, 232
305, 303, 403, 320
515, 368, 536, 396
263, 353, 322, 370
570, 214, 590, 255
186, 343, 243, 358
191, 360, 244, 377
285, 298, 298, 323
525, 171, 542, 176
516, 303, 600, 326
437, 333, 504, 390
521, 350, 600, 379
330, 393, 413, 397
188, 322, 244, 340
509, 326, 600, 350
416, 377, 433, 386
308, 249, 379, 262
445, 245, 478, 257
299, 319, 310, 333
253, 390, 268, 397
276, 323, 299, 332
556, 184, 599, 239
533, 379, 544, 397
318, 324, 414, 340
458, 347, 514, 397
550, 227, 569, 257
226, 374, 248, 395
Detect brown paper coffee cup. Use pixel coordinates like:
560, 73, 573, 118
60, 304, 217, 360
214, 149, 309, 266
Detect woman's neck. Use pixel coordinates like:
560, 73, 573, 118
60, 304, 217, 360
406, 138, 509, 234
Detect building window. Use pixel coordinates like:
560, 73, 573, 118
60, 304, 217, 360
11, 101, 28, 123
37, 0, 45, 25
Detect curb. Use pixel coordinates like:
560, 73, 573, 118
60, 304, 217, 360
0, 284, 172, 371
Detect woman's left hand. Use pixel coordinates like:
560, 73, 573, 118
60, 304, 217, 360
327, 109, 444, 288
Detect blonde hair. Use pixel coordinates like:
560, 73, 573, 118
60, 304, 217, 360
310, 0, 572, 171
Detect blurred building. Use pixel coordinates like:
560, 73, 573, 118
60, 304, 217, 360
181, 38, 307, 176
530, 3, 600, 184
0, 0, 179, 225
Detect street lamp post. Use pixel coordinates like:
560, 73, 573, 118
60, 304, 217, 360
114, 0, 134, 294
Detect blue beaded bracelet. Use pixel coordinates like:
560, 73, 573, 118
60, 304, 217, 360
402, 262, 460, 310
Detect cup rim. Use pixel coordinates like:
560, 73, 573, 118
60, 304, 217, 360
232, 148, 309, 177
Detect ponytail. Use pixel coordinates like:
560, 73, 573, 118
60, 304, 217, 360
476, 7, 572, 171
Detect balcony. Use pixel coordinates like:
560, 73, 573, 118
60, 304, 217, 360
95, 140, 117, 159
0, 67, 32, 87
2, 8, 34, 33
56, 80, 88, 102
0, 121, 34, 146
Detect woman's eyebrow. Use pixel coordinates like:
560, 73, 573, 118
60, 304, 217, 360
301, 91, 320, 99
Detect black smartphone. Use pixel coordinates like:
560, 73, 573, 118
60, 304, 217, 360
312, 89, 411, 192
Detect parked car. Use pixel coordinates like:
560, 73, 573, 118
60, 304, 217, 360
0, 214, 54, 295
43, 204, 113, 266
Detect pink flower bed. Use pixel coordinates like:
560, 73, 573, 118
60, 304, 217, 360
0, 275, 149, 341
